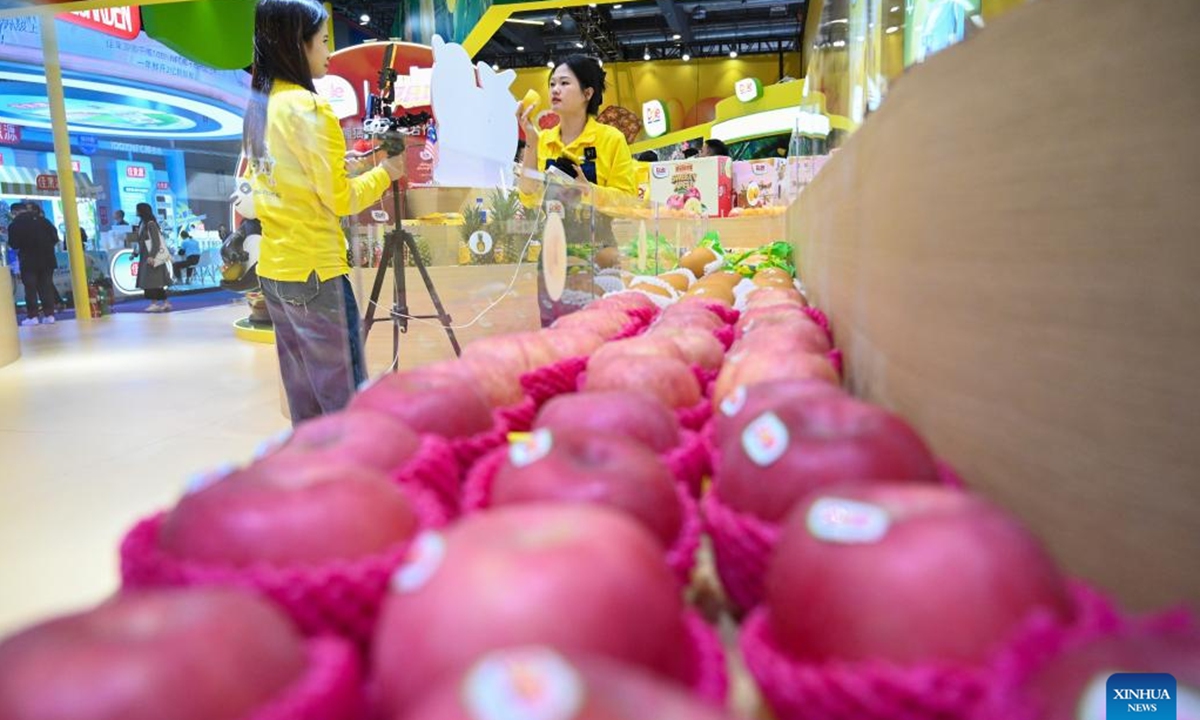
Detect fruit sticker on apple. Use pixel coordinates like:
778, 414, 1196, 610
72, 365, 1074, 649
806, 497, 891, 544
391, 531, 447, 594
464, 648, 585, 720
741, 411, 790, 466
720, 385, 748, 417
510, 429, 554, 468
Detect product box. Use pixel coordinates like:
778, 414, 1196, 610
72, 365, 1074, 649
732, 159, 786, 208
635, 161, 650, 202
648, 156, 733, 217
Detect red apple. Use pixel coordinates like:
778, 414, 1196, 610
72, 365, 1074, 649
397, 648, 737, 720
541, 327, 606, 360
371, 504, 690, 716
712, 350, 839, 406
744, 287, 806, 308
350, 370, 494, 439
714, 393, 939, 523
158, 457, 420, 566
552, 309, 633, 339
735, 310, 830, 353
712, 378, 846, 448
535, 390, 681, 453
648, 327, 726, 370
491, 428, 683, 546
653, 308, 725, 333
584, 355, 702, 409
589, 335, 689, 368
730, 323, 831, 356
462, 335, 537, 373
1017, 633, 1200, 720
458, 356, 527, 407
766, 483, 1074, 666
513, 331, 562, 369
589, 292, 659, 314
0, 588, 309, 720
271, 409, 421, 475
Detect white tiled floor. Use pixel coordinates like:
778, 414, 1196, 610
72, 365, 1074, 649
0, 264, 546, 636
0, 303, 290, 635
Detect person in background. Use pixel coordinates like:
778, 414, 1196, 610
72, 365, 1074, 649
635, 150, 658, 163
8, 203, 60, 326
134, 202, 171, 312
517, 54, 636, 327
518, 54, 636, 196
173, 230, 202, 283
112, 209, 129, 227
682, 146, 700, 159
701, 138, 730, 158
244, 0, 405, 424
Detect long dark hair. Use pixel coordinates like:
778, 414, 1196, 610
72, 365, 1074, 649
557, 54, 606, 116
243, 0, 327, 160
135, 202, 156, 225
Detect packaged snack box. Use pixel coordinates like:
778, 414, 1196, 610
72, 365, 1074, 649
649, 157, 733, 217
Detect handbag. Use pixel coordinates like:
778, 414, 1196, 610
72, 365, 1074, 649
150, 243, 171, 268
142, 223, 170, 268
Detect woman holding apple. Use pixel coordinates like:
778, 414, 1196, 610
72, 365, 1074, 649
518, 55, 637, 195
242, 0, 405, 423
518, 55, 636, 326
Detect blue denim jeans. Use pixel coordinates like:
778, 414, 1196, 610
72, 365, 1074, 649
261, 272, 366, 424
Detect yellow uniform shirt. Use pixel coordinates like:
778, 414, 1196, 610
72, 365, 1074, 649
250, 80, 391, 282
537, 116, 637, 197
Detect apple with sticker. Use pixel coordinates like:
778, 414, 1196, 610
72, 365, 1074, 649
490, 428, 684, 547
765, 483, 1075, 666
371, 504, 692, 716
713, 393, 941, 524
396, 647, 741, 720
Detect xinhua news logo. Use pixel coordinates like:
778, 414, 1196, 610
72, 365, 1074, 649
1108, 674, 1177, 719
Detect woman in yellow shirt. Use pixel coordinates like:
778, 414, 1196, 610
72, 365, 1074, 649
519, 55, 636, 196
243, 0, 404, 423
518, 55, 635, 325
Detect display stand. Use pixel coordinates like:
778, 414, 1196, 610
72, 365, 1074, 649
361, 183, 461, 366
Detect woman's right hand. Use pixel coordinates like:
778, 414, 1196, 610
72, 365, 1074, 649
380, 153, 406, 182
518, 104, 539, 147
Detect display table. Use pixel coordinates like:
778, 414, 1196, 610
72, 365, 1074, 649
0, 271, 19, 368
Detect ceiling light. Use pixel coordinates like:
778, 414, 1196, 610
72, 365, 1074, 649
553, 14, 563, 25
547, 60, 556, 67
598, 59, 603, 66
589, 2, 597, 6
672, 33, 682, 40
681, 52, 690, 61
613, 3, 623, 7
729, 50, 738, 58
643, 48, 651, 60
891, 4, 900, 10
505, 18, 544, 25
885, 26, 899, 33
517, 45, 525, 51
359, 13, 370, 23
832, 39, 846, 47
575, 41, 585, 48
493, 63, 501, 70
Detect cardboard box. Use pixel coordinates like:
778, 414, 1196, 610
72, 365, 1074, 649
732, 159, 785, 208
649, 156, 733, 217
789, 0, 1199, 611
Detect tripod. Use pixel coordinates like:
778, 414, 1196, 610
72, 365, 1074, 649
362, 179, 461, 367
